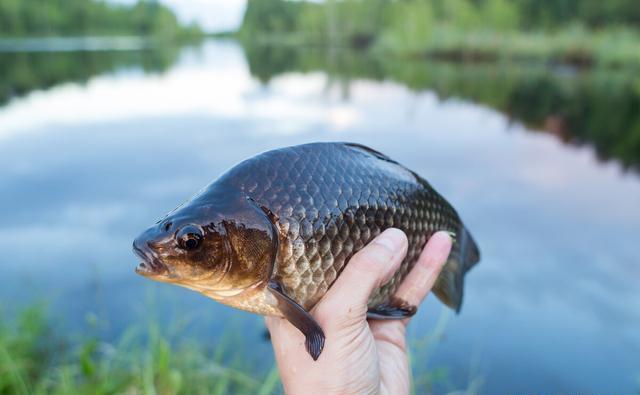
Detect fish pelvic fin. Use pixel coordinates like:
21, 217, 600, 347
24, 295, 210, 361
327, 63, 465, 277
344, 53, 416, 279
433, 226, 480, 313
267, 280, 325, 360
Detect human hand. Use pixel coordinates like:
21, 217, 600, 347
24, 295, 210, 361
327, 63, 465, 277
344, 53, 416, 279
265, 228, 453, 395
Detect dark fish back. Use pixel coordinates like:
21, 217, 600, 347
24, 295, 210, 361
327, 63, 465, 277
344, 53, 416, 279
218, 142, 479, 312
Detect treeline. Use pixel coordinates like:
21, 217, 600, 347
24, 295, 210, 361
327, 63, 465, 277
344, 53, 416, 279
0, 0, 202, 38
513, 0, 640, 28
239, 0, 640, 66
241, 0, 640, 38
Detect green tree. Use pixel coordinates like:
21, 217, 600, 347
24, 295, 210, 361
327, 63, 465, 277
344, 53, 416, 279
0, 0, 202, 38
379, 0, 434, 53
441, 0, 480, 31
482, 0, 520, 31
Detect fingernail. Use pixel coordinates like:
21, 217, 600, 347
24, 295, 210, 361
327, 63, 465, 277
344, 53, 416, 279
374, 228, 407, 258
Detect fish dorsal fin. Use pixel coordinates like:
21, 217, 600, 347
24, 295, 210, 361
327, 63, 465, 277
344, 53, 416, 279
343, 142, 400, 165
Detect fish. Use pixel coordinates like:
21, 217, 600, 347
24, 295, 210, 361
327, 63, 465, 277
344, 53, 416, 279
133, 142, 480, 360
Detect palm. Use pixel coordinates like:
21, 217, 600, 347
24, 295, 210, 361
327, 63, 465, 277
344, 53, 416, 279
372, 320, 411, 394
266, 230, 452, 395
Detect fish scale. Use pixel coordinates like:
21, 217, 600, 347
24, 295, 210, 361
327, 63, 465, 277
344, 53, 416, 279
220, 142, 474, 311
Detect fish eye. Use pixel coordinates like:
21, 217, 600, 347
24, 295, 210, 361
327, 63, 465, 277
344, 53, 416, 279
176, 225, 203, 251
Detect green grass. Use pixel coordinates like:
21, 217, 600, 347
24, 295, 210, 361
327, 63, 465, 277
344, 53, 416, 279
0, 305, 281, 395
0, 305, 481, 395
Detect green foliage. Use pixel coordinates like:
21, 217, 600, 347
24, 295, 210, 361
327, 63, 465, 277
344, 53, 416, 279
0, 0, 204, 39
0, 307, 283, 395
441, 0, 480, 31
513, 0, 640, 29
481, 0, 519, 32
239, 0, 304, 40
240, 0, 387, 47
237, 0, 640, 67
0, 304, 55, 395
378, 0, 434, 53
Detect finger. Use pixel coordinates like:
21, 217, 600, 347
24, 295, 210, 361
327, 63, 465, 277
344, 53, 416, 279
314, 228, 408, 326
394, 231, 452, 307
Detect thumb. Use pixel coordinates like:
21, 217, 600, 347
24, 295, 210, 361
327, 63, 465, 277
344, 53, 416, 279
314, 228, 408, 329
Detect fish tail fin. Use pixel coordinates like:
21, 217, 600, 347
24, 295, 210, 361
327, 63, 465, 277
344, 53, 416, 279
432, 226, 480, 312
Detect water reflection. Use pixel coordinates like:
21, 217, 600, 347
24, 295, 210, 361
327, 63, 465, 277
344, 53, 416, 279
243, 44, 640, 171
0, 41, 638, 394
0, 45, 181, 107
2, 41, 639, 171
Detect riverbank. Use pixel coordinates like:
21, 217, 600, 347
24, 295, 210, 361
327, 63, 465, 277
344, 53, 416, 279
0, 37, 150, 53
381, 25, 640, 68
238, 25, 640, 69
0, 35, 204, 53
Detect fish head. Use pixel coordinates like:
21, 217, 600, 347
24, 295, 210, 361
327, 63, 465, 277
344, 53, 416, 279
133, 192, 277, 298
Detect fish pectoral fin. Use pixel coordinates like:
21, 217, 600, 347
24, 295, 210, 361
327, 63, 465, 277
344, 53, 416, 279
267, 280, 325, 361
367, 297, 417, 320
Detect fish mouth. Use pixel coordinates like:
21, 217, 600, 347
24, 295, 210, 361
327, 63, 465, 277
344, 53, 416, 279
133, 243, 168, 277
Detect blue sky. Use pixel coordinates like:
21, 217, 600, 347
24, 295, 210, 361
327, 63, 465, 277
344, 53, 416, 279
112, 0, 247, 32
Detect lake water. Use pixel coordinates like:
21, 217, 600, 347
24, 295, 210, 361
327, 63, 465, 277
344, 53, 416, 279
0, 40, 638, 394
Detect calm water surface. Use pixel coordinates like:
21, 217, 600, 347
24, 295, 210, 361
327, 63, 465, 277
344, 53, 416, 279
0, 41, 638, 394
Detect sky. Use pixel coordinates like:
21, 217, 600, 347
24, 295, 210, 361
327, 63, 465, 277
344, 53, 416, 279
112, 0, 247, 32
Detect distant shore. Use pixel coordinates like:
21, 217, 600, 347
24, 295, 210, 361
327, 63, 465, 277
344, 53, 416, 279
236, 27, 640, 69
0, 36, 152, 53
237, 0, 640, 69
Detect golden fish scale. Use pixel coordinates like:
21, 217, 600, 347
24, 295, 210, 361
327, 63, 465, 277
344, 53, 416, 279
230, 143, 461, 311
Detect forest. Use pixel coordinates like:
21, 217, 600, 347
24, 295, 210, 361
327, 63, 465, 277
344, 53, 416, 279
0, 0, 202, 39
239, 0, 640, 67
